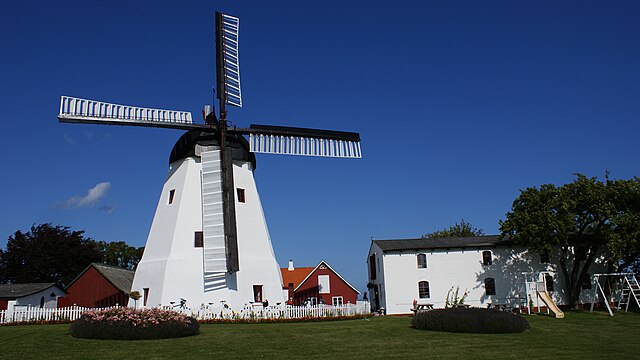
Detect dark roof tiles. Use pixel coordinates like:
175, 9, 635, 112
0, 283, 64, 299
372, 235, 513, 252
91, 264, 134, 293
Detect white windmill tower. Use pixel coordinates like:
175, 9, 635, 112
57, 12, 362, 310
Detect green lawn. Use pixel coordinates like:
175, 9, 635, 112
0, 311, 638, 359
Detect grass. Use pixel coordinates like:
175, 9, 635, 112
0, 311, 638, 359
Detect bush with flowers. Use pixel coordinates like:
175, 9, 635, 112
70, 307, 199, 340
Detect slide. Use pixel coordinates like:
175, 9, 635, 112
537, 291, 564, 318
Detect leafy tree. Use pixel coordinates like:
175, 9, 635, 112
97, 240, 144, 270
605, 177, 640, 272
500, 174, 640, 308
422, 219, 484, 239
0, 223, 102, 285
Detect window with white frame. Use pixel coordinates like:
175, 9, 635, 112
418, 281, 430, 299
168, 189, 176, 204
318, 275, 330, 294
482, 250, 493, 265
485, 278, 496, 295
332, 296, 343, 306
417, 253, 427, 268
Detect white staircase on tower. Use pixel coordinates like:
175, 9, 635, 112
201, 150, 228, 273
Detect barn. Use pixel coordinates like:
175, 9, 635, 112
58, 263, 134, 308
281, 260, 360, 306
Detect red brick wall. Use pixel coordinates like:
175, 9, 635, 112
0, 300, 7, 310
57, 266, 126, 307
294, 266, 358, 305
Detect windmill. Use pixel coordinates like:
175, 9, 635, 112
57, 12, 361, 309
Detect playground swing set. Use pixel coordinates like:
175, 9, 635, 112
589, 273, 640, 316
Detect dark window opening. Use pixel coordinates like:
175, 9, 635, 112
369, 254, 377, 280
168, 189, 175, 204
482, 250, 492, 266
417, 253, 427, 269
253, 285, 263, 302
237, 188, 245, 203
581, 274, 592, 289
143, 288, 149, 306
418, 281, 430, 299
540, 250, 550, 263
194, 231, 203, 248
545, 274, 555, 292
485, 278, 496, 295
40, 296, 45, 308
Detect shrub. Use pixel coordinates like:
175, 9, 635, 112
411, 307, 529, 334
70, 307, 199, 340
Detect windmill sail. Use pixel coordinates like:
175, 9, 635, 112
58, 96, 195, 130
216, 12, 242, 108
245, 124, 362, 158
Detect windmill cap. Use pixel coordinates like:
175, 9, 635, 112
169, 130, 256, 168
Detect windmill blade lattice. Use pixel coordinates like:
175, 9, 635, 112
58, 96, 194, 130
249, 134, 362, 158
216, 12, 242, 108
245, 124, 362, 158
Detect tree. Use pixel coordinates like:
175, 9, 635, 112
97, 241, 144, 270
500, 174, 640, 308
422, 219, 484, 239
0, 223, 102, 285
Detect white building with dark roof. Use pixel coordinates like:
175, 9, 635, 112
0, 283, 66, 312
367, 236, 603, 315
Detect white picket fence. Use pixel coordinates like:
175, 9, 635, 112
184, 301, 370, 321
0, 305, 99, 324
0, 302, 370, 325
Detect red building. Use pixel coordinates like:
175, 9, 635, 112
281, 260, 360, 306
58, 263, 134, 308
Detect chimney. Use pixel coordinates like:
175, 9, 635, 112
288, 259, 294, 271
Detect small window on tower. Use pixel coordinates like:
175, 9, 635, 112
253, 285, 263, 302
194, 231, 203, 248
168, 189, 176, 204
237, 188, 245, 203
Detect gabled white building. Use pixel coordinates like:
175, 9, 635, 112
367, 236, 603, 315
0, 283, 66, 312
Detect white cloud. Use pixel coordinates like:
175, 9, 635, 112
64, 133, 76, 144
99, 205, 116, 215
65, 182, 112, 209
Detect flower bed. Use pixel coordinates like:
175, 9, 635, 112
411, 307, 529, 334
70, 307, 199, 340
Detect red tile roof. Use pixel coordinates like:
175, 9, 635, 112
280, 267, 314, 289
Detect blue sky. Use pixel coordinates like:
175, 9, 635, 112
1, 0, 639, 293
